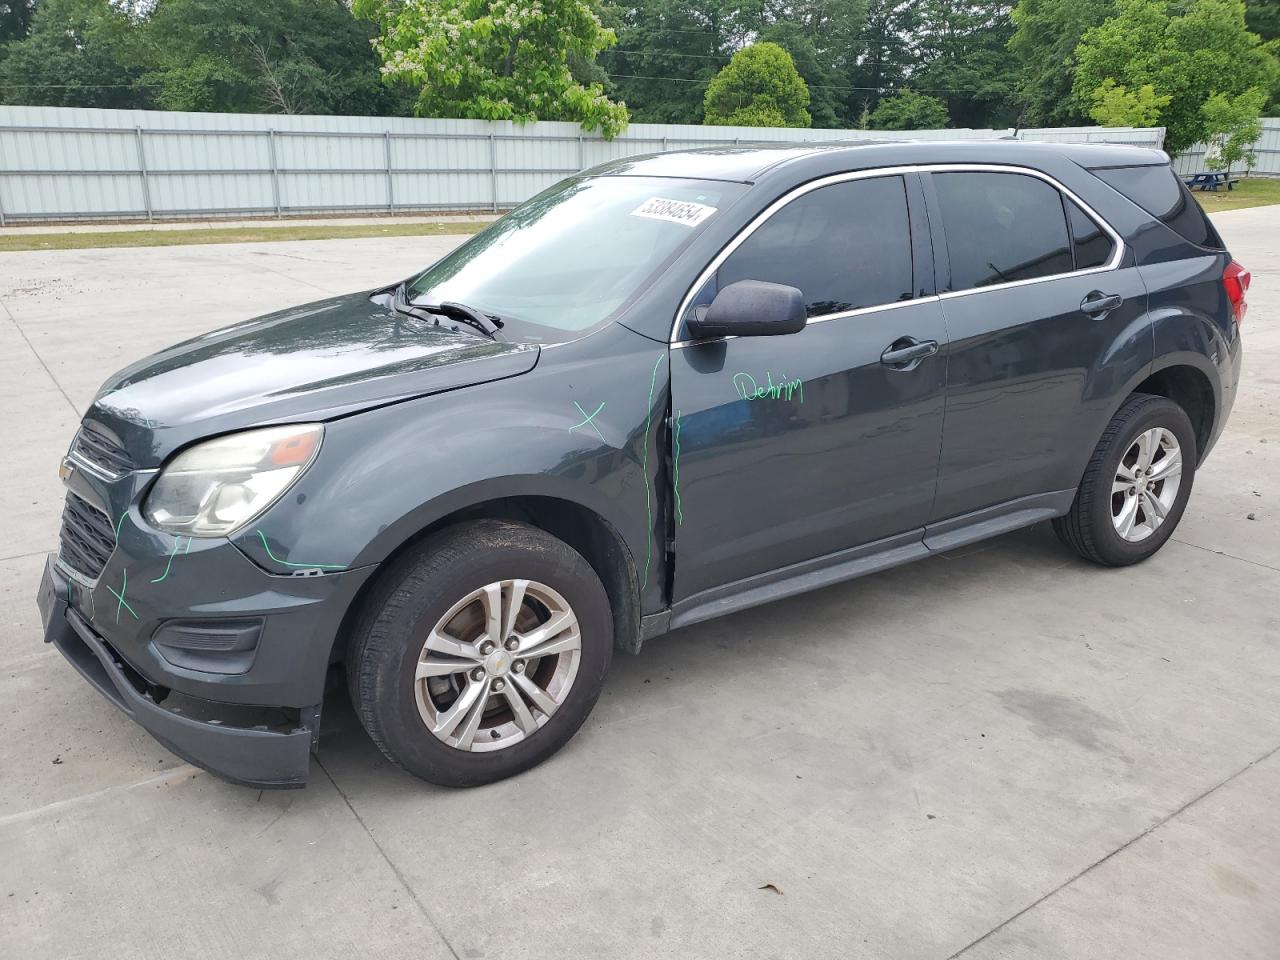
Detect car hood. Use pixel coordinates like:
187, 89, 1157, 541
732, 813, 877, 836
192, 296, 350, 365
87, 291, 540, 466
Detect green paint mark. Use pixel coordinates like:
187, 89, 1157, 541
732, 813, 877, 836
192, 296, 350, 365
569, 400, 606, 443
732, 371, 804, 403
114, 511, 128, 539
256, 530, 346, 571
673, 410, 684, 527
640, 352, 666, 591
105, 568, 138, 624
150, 536, 191, 584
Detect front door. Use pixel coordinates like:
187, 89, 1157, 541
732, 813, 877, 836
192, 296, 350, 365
669, 173, 948, 602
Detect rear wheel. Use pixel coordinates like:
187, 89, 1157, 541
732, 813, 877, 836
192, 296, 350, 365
347, 519, 612, 786
1053, 393, 1196, 566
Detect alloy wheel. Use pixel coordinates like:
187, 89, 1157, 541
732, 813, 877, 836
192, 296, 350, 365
413, 579, 582, 752
1111, 427, 1182, 543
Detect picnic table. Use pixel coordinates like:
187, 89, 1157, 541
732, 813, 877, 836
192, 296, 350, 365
1184, 171, 1240, 192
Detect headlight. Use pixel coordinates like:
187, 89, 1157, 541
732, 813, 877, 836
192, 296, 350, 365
144, 424, 322, 537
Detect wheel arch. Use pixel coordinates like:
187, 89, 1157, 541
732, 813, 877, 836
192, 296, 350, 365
333, 488, 642, 667
1131, 358, 1217, 463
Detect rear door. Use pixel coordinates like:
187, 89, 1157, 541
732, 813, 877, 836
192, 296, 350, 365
923, 168, 1151, 522
669, 172, 948, 602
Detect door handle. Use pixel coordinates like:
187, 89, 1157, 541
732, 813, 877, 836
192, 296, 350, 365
880, 337, 939, 369
1080, 291, 1123, 315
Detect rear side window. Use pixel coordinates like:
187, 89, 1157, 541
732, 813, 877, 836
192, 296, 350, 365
932, 172, 1073, 290
717, 175, 913, 316
1066, 200, 1114, 270
1091, 164, 1224, 250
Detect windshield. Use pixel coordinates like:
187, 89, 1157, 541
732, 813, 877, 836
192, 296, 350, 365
407, 176, 745, 338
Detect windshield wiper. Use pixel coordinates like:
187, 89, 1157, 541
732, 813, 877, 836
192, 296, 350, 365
391, 282, 504, 340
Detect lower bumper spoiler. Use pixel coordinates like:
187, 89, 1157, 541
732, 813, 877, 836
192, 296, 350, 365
42, 558, 313, 789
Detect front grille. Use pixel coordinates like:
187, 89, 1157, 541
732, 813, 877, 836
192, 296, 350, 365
59, 492, 117, 580
72, 424, 134, 475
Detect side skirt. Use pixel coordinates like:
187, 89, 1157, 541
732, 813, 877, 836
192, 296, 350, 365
657, 489, 1077, 640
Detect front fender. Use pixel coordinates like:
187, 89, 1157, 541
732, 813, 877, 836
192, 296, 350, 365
234, 327, 673, 613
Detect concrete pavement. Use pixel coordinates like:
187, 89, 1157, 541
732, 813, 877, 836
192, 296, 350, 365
0, 209, 1276, 959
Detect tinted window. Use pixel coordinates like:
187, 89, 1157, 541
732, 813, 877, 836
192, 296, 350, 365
717, 176, 913, 317
933, 172, 1073, 290
1066, 199, 1114, 270
1091, 164, 1224, 249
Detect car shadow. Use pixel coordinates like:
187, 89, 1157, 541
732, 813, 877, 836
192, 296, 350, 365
311, 520, 1082, 792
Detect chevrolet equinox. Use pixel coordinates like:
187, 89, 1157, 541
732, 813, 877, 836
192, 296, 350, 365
38, 141, 1248, 788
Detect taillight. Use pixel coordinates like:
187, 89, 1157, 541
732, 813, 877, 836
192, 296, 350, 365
1223, 260, 1250, 326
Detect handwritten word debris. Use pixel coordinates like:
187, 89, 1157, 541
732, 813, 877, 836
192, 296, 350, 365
733, 372, 804, 403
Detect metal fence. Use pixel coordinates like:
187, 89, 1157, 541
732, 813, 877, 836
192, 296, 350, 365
1171, 118, 1280, 178
0, 105, 1166, 225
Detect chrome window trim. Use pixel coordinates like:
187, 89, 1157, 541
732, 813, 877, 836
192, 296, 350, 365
668, 163, 1125, 346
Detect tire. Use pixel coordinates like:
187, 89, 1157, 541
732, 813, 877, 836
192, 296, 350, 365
347, 519, 613, 787
1053, 393, 1197, 566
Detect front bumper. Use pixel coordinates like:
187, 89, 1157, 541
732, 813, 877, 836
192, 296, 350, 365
39, 552, 369, 789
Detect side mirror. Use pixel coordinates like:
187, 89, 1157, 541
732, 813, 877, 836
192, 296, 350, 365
686, 280, 807, 340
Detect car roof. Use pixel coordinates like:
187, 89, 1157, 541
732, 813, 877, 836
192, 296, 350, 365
587, 139, 1168, 183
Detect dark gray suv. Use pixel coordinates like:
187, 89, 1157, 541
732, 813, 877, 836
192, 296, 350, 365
37, 141, 1248, 789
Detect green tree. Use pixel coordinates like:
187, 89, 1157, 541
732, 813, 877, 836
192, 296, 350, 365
357, 0, 628, 136
1202, 87, 1267, 174
755, 0, 868, 127
1, 0, 35, 43
703, 41, 811, 126
602, 0, 865, 126
0, 0, 146, 108
1245, 0, 1280, 39
868, 88, 951, 127
910, 0, 1020, 128
139, 0, 407, 116
758, 22, 842, 128
1009, 0, 1114, 126
846, 0, 921, 120
1088, 78, 1171, 125
601, 0, 750, 124
1073, 0, 1279, 154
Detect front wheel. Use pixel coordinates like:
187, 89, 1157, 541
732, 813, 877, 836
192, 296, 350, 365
347, 519, 613, 786
1053, 393, 1197, 566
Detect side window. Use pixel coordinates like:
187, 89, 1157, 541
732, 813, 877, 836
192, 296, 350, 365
933, 172, 1073, 290
1066, 199, 1114, 270
1091, 164, 1224, 250
717, 176, 913, 317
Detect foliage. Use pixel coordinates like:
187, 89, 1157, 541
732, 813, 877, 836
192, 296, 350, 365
2, 0, 1270, 140
868, 88, 951, 128
1009, 0, 1115, 126
602, 0, 864, 126
1202, 87, 1267, 173
601, 0, 750, 124
137, 0, 407, 116
0, 0, 35, 44
356, 0, 628, 136
1246, 0, 1280, 40
846, 0, 921, 119
703, 42, 811, 127
0, 0, 144, 108
758, 22, 841, 128
909, 0, 1020, 128
1088, 78, 1170, 125
1073, 0, 1280, 154
757, 0, 869, 127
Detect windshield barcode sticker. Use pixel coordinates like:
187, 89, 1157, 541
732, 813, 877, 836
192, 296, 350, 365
631, 197, 717, 227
